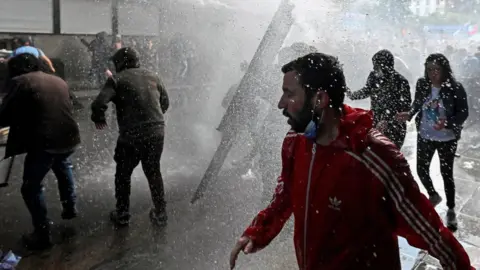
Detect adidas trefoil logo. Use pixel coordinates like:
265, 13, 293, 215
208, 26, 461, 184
328, 197, 342, 211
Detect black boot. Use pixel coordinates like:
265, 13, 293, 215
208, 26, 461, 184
23, 227, 52, 250
61, 204, 78, 220
446, 209, 458, 232
110, 210, 130, 227
149, 208, 167, 227
428, 192, 443, 208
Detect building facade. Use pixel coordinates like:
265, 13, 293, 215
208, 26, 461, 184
0, 0, 160, 35
410, 0, 446, 16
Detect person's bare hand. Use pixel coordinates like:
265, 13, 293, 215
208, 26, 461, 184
376, 120, 388, 133
395, 112, 409, 122
230, 236, 258, 269
434, 118, 446, 130
95, 122, 107, 130
345, 88, 353, 99
105, 69, 113, 78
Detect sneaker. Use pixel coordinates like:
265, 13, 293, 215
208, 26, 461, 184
61, 205, 78, 220
110, 210, 130, 226
22, 231, 52, 250
429, 193, 443, 207
446, 209, 458, 232
149, 209, 167, 227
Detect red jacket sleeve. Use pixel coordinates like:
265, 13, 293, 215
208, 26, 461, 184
242, 131, 296, 249
367, 136, 473, 270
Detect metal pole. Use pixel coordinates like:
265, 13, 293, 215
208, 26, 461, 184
191, 0, 295, 204
112, 0, 119, 36
52, 0, 61, 34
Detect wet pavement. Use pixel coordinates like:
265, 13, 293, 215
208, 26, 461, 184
0, 96, 479, 269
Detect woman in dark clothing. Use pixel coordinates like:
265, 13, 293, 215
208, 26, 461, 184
397, 53, 469, 232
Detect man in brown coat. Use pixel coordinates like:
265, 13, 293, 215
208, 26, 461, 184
0, 53, 81, 250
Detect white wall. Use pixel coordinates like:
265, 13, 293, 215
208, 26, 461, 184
0, 0, 53, 33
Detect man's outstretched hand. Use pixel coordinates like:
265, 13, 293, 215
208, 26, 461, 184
230, 236, 258, 269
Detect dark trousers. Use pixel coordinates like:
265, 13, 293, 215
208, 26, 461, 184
384, 126, 406, 149
21, 150, 76, 231
114, 136, 166, 214
416, 136, 458, 209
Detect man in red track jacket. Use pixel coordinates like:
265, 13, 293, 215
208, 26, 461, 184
229, 53, 473, 270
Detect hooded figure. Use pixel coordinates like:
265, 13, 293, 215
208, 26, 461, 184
81, 31, 111, 86
347, 50, 412, 149
91, 47, 170, 227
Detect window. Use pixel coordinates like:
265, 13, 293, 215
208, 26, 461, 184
0, 0, 53, 33
60, 0, 111, 34
118, 0, 160, 36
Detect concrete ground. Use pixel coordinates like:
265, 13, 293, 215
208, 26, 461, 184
0, 96, 479, 270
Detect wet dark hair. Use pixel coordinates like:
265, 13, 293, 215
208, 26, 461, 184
278, 43, 317, 66
281, 52, 346, 109
7, 53, 41, 78
111, 47, 140, 72
15, 36, 31, 46
423, 53, 455, 84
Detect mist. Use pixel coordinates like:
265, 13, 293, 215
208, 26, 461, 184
2, 0, 480, 269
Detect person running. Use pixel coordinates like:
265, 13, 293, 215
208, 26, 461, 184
0, 54, 80, 250
10, 37, 83, 109
9, 37, 56, 73
230, 53, 472, 270
81, 31, 110, 87
91, 47, 170, 227
347, 49, 411, 149
396, 53, 469, 231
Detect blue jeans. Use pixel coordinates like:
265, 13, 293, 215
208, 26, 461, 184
21, 150, 76, 231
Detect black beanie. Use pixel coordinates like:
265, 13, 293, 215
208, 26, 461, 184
111, 47, 140, 71
372, 49, 394, 69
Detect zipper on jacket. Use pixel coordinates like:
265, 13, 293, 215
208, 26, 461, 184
303, 143, 316, 269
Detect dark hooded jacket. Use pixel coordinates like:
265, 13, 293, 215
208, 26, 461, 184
347, 50, 411, 148
91, 47, 169, 141
0, 71, 80, 158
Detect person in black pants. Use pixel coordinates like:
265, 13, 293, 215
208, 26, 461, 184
91, 47, 169, 227
347, 50, 411, 149
397, 53, 469, 232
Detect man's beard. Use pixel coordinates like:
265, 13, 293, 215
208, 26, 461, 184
283, 102, 314, 133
